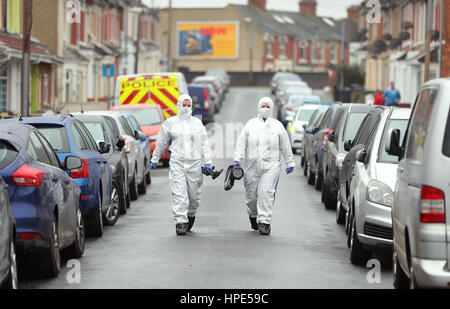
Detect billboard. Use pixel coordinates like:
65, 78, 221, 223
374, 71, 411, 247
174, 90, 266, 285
177, 21, 239, 59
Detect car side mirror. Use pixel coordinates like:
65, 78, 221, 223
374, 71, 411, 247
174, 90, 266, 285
302, 124, 307, 129
328, 131, 336, 143
356, 149, 367, 163
344, 139, 352, 152
134, 130, 141, 141
98, 141, 111, 154
312, 126, 319, 134
116, 137, 125, 151
386, 128, 402, 157
64, 156, 82, 171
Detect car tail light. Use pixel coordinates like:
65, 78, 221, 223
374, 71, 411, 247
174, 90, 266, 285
203, 88, 209, 110
70, 158, 89, 179
322, 129, 334, 148
286, 107, 294, 112
123, 137, 131, 154
12, 164, 45, 186
420, 185, 446, 223
18, 233, 43, 240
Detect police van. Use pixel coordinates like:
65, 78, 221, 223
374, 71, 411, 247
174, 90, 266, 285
114, 72, 188, 119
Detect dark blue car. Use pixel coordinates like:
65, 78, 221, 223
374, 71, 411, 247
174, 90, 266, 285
0, 122, 84, 278
188, 85, 215, 124
17, 115, 113, 238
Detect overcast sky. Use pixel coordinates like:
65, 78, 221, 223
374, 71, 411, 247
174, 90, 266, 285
143, 0, 362, 19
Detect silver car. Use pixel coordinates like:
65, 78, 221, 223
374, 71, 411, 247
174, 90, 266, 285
77, 111, 146, 202
348, 108, 411, 265
386, 79, 450, 289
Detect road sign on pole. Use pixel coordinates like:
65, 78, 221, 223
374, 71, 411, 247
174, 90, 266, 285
102, 64, 116, 77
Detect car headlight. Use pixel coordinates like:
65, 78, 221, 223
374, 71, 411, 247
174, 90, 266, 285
366, 180, 393, 207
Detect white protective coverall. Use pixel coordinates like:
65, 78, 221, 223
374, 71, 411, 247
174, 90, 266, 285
233, 97, 295, 224
151, 94, 212, 224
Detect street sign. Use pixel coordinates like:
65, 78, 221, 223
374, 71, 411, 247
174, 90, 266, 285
102, 64, 115, 77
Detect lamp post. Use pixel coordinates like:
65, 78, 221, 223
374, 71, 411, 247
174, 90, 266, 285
245, 17, 254, 83
131, 6, 143, 74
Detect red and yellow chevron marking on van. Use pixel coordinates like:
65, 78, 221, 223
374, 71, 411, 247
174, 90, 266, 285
119, 75, 179, 118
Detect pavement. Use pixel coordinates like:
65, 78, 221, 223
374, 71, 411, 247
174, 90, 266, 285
19, 88, 393, 289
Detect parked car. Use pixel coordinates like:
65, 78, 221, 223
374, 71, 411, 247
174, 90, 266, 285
0, 176, 17, 289
75, 115, 129, 222
0, 122, 85, 277
206, 69, 230, 93
271, 72, 302, 95
301, 106, 330, 169
279, 94, 321, 126
347, 107, 411, 265
191, 76, 225, 104
287, 103, 324, 154
20, 115, 113, 238
188, 85, 215, 124
338, 106, 387, 234
79, 112, 146, 201
386, 79, 450, 289
305, 103, 344, 191
203, 83, 221, 113
275, 81, 311, 105
111, 104, 170, 168
321, 104, 374, 216
123, 114, 151, 190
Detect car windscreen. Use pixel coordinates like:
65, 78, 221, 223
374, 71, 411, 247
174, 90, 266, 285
296, 109, 316, 121
378, 119, 408, 163
35, 125, 70, 153
343, 113, 367, 142
83, 122, 106, 144
116, 108, 162, 126
289, 98, 320, 106
443, 109, 450, 157
0, 140, 18, 170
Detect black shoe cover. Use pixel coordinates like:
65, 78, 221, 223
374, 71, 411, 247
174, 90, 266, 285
249, 216, 258, 231
176, 223, 188, 235
188, 217, 195, 232
258, 223, 271, 235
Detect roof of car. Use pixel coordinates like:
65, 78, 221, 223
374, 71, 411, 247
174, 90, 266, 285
75, 111, 124, 120
389, 107, 412, 120
75, 115, 107, 123
112, 104, 160, 110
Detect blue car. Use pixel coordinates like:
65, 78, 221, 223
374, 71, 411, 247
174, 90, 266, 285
188, 85, 215, 124
122, 114, 151, 188
17, 115, 113, 238
0, 122, 84, 278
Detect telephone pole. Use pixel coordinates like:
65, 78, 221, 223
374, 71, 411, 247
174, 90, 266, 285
167, 0, 172, 71
21, 0, 33, 117
424, 0, 432, 82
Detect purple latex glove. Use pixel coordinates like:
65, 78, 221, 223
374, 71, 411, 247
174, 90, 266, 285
286, 167, 294, 175
233, 161, 241, 167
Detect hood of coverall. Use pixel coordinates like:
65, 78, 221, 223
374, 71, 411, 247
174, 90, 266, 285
177, 94, 193, 120
258, 97, 274, 120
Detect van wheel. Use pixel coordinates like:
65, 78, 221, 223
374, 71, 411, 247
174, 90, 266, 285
349, 214, 371, 265
63, 200, 85, 258
38, 214, 60, 278
393, 248, 409, 289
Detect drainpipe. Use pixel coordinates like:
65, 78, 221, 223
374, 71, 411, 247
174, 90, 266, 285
439, 0, 443, 77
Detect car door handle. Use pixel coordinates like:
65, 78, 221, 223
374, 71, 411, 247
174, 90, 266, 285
398, 167, 404, 173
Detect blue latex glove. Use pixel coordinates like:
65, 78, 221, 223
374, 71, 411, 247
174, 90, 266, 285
203, 164, 212, 170
286, 167, 294, 175
233, 161, 241, 167
150, 163, 158, 170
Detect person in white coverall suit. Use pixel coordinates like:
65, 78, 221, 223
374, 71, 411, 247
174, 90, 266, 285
233, 97, 295, 235
150, 94, 213, 235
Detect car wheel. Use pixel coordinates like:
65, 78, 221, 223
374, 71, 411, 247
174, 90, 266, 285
138, 171, 147, 195
393, 247, 409, 289
349, 213, 371, 265
63, 200, 85, 258
307, 161, 315, 185
4, 238, 18, 289
335, 189, 346, 224
38, 214, 61, 278
129, 170, 138, 201
120, 175, 127, 214
88, 193, 104, 238
103, 181, 120, 226
146, 171, 151, 186
314, 169, 322, 191
324, 174, 337, 210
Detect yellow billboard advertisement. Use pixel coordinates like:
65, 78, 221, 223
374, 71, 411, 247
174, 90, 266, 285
177, 21, 239, 59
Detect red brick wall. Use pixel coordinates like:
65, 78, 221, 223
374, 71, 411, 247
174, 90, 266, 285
248, 0, 266, 11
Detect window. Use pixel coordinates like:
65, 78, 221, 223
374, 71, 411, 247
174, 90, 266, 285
443, 109, 450, 157
364, 122, 379, 163
116, 109, 162, 126
119, 117, 134, 136
343, 113, 367, 142
76, 122, 98, 151
84, 122, 107, 144
37, 126, 70, 153
0, 140, 18, 170
378, 119, 408, 164
43, 74, 49, 106
267, 40, 273, 58
299, 41, 308, 63
29, 132, 51, 165
314, 42, 324, 62
36, 132, 61, 168
331, 43, 337, 63
6, 0, 21, 34
71, 123, 88, 150
296, 109, 316, 122
279, 37, 287, 57
0, 67, 7, 112
320, 109, 332, 129
405, 89, 437, 162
